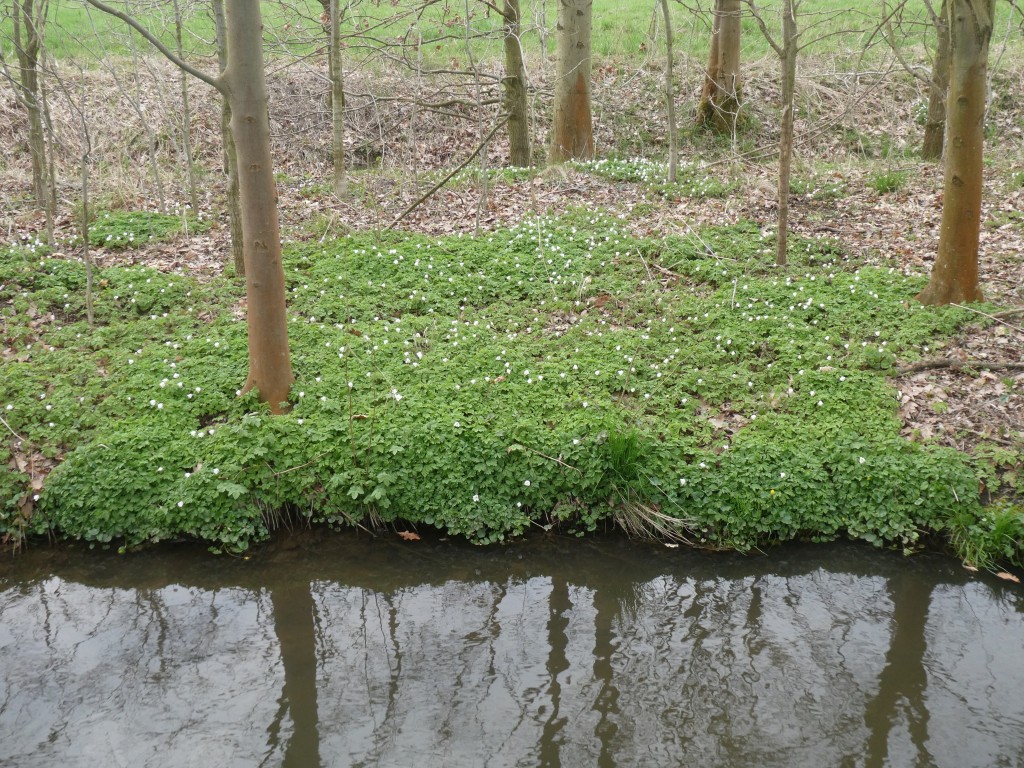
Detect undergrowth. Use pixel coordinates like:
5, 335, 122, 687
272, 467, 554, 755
1, 214, 1019, 565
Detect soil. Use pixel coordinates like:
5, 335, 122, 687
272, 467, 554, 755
1, 51, 1021, 499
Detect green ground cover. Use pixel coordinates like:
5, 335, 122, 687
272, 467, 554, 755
3, 207, 1018, 562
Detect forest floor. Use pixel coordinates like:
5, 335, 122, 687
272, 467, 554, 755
1, 54, 1022, 559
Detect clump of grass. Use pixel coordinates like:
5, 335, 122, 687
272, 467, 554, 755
869, 169, 908, 195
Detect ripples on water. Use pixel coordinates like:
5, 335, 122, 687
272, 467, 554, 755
1, 536, 1022, 767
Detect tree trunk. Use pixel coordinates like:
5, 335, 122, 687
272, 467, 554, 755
213, 0, 245, 275
549, 0, 593, 163
503, 0, 531, 166
12, 0, 48, 207
917, 0, 992, 306
223, 0, 293, 410
922, 0, 950, 161
776, 0, 797, 267
697, 0, 742, 132
81, 0, 292, 411
328, 0, 347, 196
660, 0, 678, 182
172, 0, 200, 213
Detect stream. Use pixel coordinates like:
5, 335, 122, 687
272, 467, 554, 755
2, 534, 1023, 767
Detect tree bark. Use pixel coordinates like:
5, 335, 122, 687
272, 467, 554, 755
697, 0, 742, 132
222, 0, 294, 409
328, 0, 347, 196
503, 0, 531, 166
213, 0, 245, 275
549, 0, 593, 163
917, 0, 992, 305
85, 0, 294, 410
776, 0, 797, 267
660, 0, 678, 182
11, 0, 48, 208
922, 0, 950, 161
172, 0, 200, 213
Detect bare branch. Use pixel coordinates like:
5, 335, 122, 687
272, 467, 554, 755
82, 0, 223, 93
386, 116, 508, 230
895, 359, 1024, 375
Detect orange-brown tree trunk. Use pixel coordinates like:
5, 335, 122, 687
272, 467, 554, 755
85, 0, 293, 414
223, 0, 294, 408
697, 0, 742, 132
917, 0, 992, 305
549, 0, 593, 163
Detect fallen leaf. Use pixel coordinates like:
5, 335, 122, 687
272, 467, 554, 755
397, 531, 420, 541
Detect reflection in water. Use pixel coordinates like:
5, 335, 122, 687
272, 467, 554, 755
1, 538, 1023, 767
270, 582, 321, 768
863, 573, 933, 767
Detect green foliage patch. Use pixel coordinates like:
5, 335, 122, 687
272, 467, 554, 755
573, 157, 737, 198
1, 215, 1015, 564
85, 209, 212, 250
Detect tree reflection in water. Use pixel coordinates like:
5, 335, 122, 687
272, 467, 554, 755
1, 539, 1022, 767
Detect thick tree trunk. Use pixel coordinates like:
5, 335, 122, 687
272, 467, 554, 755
776, 0, 797, 267
697, 0, 742, 132
328, 0, 347, 196
660, 0, 678, 182
213, 0, 245, 275
917, 0, 992, 305
223, 0, 293, 410
503, 0, 531, 166
922, 0, 950, 161
549, 0, 593, 163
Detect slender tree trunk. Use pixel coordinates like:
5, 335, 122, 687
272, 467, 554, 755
697, 0, 742, 132
81, 0, 292, 411
127, 33, 167, 212
503, 0, 531, 166
330, 0, 347, 196
660, 0, 678, 182
79, 113, 94, 326
172, 0, 200, 213
917, 0, 992, 305
922, 0, 950, 161
776, 0, 797, 267
224, 2, 293, 407
549, 0, 594, 163
213, 0, 245, 275
40, 60, 57, 246
223, 0, 293, 409
12, 0, 49, 207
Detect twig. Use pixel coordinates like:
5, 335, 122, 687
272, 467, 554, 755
951, 303, 1024, 334
385, 116, 508, 230
0, 414, 23, 440
992, 307, 1024, 319
269, 451, 330, 478
635, 247, 654, 283
895, 359, 1024, 375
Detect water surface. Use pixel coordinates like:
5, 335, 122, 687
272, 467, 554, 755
1, 534, 1022, 767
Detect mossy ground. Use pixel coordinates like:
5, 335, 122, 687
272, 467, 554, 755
3, 208, 1019, 563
